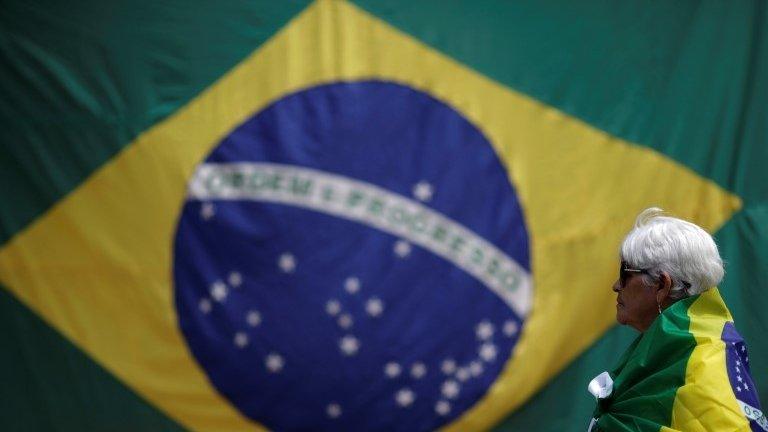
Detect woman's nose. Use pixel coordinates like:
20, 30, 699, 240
612, 280, 621, 292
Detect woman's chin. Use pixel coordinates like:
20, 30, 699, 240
616, 308, 627, 325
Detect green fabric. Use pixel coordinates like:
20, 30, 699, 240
591, 296, 696, 432
716, 207, 768, 389
1, 1, 767, 430
0, 0, 312, 246
0, 1, 309, 429
348, 1, 768, 429
0, 286, 186, 431
491, 325, 639, 431
351, 0, 766, 202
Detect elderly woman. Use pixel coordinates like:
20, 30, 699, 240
587, 208, 764, 431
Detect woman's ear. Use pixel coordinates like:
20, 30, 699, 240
657, 272, 673, 304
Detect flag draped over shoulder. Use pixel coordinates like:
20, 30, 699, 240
1, 1, 767, 431
590, 288, 766, 432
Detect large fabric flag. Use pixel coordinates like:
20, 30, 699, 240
1, 1, 765, 431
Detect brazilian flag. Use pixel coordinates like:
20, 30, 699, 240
590, 288, 765, 431
1, 1, 766, 431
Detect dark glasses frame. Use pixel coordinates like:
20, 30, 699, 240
619, 260, 692, 289
619, 260, 649, 286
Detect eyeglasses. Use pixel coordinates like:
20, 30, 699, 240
619, 260, 649, 287
618, 260, 692, 290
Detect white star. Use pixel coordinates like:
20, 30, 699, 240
326, 299, 341, 316
503, 320, 519, 337
395, 388, 415, 408
412, 181, 434, 202
339, 335, 360, 356
326, 403, 342, 419
265, 353, 284, 373
737, 375, 743, 383
456, 367, 470, 382
228, 271, 242, 287
441, 359, 457, 375
479, 343, 498, 362
210, 281, 228, 302
469, 361, 484, 377
435, 400, 451, 416
278, 253, 296, 273
234, 332, 248, 348
384, 362, 402, 378
745, 383, 750, 391
393, 240, 412, 258
200, 202, 215, 220
476, 320, 495, 341
410, 362, 427, 379
246, 310, 261, 327
365, 297, 384, 317
344, 277, 361, 294
737, 386, 742, 392
441, 380, 460, 399
736, 360, 741, 366
198, 298, 212, 314
338, 313, 353, 329
741, 345, 746, 352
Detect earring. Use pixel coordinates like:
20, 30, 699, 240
657, 302, 662, 314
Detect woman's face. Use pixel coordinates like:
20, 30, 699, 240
613, 264, 659, 332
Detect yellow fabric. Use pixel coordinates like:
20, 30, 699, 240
0, 0, 742, 430
670, 289, 751, 431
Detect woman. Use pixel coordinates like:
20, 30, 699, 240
587, 208, 765, 431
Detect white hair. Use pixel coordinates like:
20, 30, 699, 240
620, 207, 724, 299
